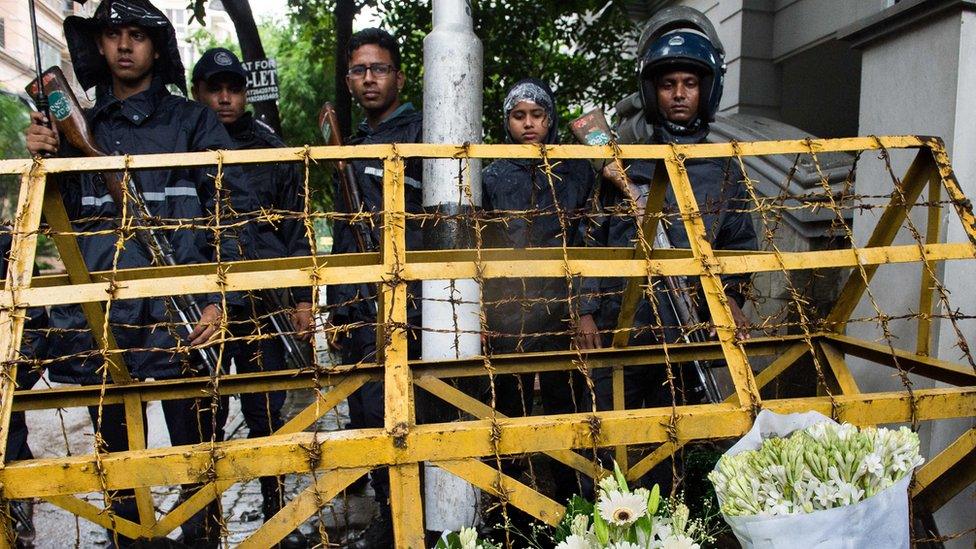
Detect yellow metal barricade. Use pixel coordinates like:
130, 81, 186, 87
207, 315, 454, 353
0, 137, 972, 547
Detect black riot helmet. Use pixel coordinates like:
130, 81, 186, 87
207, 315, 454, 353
636, 6, 726, 125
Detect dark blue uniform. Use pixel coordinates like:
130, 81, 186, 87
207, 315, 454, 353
224, 112, 311, 520
481, 78, 597, 504
47, 78, 246, 383
327, 103, 424, 503
53, 2, 247, 544
584, 124, 758, 409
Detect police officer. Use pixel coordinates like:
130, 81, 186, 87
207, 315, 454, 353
24, 1, 246, 546
0, 229, 47, 548
481, 78, 596, 508
326, 27, 423, 549
578, 18, 757, 487
191, 47, 310, 549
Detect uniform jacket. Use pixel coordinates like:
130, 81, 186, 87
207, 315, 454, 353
482, 79, 596, 352
227, 112, 312, 304
579, 124, 757, 342
327, 103, 424, 325
47, 78, 247, 383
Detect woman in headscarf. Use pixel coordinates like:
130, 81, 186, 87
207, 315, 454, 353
481, 78, 597, 507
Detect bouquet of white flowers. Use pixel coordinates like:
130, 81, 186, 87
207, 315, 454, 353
708, 410, 924, 548
553, 463, 715, 549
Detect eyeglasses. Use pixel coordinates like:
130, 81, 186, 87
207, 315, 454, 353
347, 63, 399, 78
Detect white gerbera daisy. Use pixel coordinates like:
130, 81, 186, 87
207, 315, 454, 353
598, 490, 648, 526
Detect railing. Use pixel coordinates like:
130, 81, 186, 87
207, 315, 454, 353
0, 137, 972, 547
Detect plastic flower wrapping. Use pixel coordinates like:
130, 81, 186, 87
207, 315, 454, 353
552, 462, 715, 549
708, 421, 924, 517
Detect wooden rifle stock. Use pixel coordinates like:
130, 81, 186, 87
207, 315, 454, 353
318, 102, 375, 253
27, 66, 220, 374
571, 108, 722, 402
26, 67, 125, 205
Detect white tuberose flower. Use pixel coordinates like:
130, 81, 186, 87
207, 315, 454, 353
598, 490, 648, 526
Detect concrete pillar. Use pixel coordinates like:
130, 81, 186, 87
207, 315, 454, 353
840, 2, 976, 546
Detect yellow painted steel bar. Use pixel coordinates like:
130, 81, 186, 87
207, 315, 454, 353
435, 459, 565, 526
0, 168, 47, 462
3, 387, 972, 499
817, 341, 860, 395
928, 138, 976, 246
826, 151, 936, 329
414, 375, 608, 479
12, 242, 974, 309
0, 136, 931, 175
916, 179, 943, 356
609, 161, 670, 472
664, 150, 761, 411
41, 182, 133, 384
9, 336, 796, 411
825, 334, 976, 386
0, 168, 49, 547
22, 247, 762, 290
238, 468, 368, 549
612, 160, 670, 349
911, 428, 976, 513
43, 495, 151, 539
42, 184, 155, 525
378, 157, 425, 547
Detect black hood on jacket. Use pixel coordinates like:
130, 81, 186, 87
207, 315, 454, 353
502, 78, 559, 145
64, 0, 187, 94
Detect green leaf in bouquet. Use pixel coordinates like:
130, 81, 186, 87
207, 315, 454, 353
613, 460, 630, 493
553, 495, 594, 542
592, 502, 610, 545
434, 531, 461, 549
648, 483, 661, 516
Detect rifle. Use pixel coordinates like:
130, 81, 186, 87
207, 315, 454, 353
318, 102, 378, 319
28, 67, 220, 374
318, 102, 377, 253
258, 288, 311, 369
571, 108, 722, 403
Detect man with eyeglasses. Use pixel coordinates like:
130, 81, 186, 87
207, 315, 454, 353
326, 27, 424, 549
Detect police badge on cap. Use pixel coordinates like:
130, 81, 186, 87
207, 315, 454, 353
192, 47, 248, 85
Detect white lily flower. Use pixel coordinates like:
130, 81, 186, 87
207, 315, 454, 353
458, 527, 478, 549
598, 490, 648, 526
556, 534, 594, 549
570, 513, 590, 538
658, 534, 701, 549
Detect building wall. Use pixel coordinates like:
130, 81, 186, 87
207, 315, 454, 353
849, 7, 974, 547
0, 0, 92, 96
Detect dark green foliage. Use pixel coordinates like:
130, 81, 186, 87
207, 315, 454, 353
553, 494, 595, 542
189, 14, 338, 210
375, 0, 640, 143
